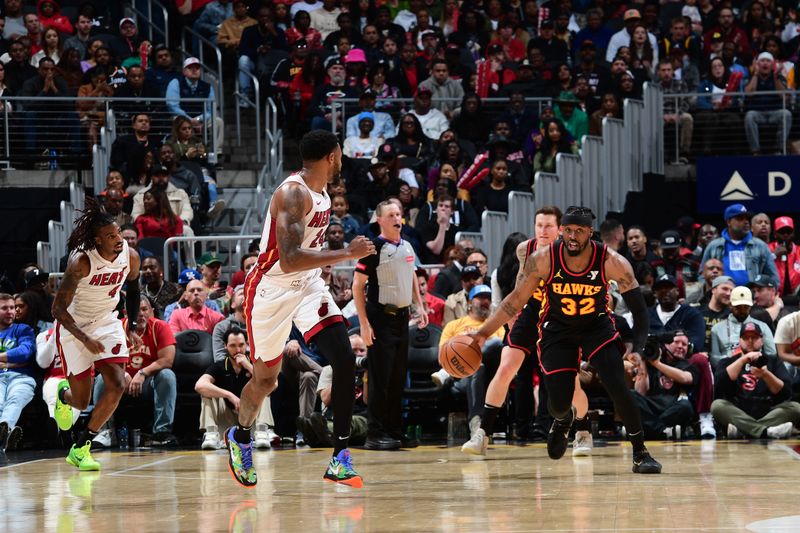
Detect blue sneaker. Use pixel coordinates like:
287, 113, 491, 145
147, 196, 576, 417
323, 449, 363, 488
224, 427, 257, 487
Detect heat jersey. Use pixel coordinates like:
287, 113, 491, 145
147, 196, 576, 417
68, 240, 130, 326
539, 239, 611, 328
253, 173, 331, 285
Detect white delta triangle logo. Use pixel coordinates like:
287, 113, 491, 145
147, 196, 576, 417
719, 170, 792, 201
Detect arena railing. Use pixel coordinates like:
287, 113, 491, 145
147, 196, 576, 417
163, 234, 260, 282
643, 82, 664, 175
660, 88, 794, 164
508, 191, 536, 236
234, 68, 262, 162
130, 0, 170, 46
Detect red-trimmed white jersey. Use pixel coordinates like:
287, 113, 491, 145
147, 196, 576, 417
68, 240, 130, 326
254, 173, 331, 284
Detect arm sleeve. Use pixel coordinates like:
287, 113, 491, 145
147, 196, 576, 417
125, 278, 141, 333
621, 287, 648, 354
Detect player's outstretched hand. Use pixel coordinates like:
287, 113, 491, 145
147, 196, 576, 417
83, 336, 105, 355
348, 236, 377, 259
467, 332, 486, 350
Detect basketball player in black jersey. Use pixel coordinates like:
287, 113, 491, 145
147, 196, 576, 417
474, 206, 661, 474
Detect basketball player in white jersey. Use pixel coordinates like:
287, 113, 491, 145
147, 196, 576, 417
225, 130, 375, 488
52, 199, 141, 471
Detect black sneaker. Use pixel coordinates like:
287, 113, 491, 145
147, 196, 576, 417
0, 421, 8, 450
632, 449, 662, 474
152, 432, 178, 447
5, 425, 21, 451
547, 407, 575, 460
364, 435, 401, 450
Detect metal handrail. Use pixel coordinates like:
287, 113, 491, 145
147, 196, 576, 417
180, 25, 224, 124
234, 68, 262, 161
130, 0, 169, 46
163, 234, 261, 281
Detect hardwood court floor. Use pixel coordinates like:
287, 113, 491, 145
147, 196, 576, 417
2, 439, 800, 533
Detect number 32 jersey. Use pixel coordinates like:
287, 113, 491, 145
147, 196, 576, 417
255, 173, 331, 284
539, 239, 611, 329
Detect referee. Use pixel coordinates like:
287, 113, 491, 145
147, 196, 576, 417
353, 200, 428, 450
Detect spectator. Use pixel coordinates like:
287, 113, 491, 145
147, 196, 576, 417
533, 118, 578, 173
280, 327, 324, 444
629, 23, 658, 78
238, 6, 288, 103
695, 57, 742, 156
649, 274, 706, 351
193, 0, 234, 43
553, 91, 588, 147
450, 93, 492, 149
744, 52, 791, 156
78, 39, 103, 72
110, 113, 161, 174
529, 18, 568, 66
218, 0, 256, 53
416, 194, 459, 265
749, 275, 790, 330
323, 12, 363, 50
146, 44, 181, 95
345, 89, 395, 140
5, 40, 35, 94
589, 92, 621, 136
776, 310, 800, 373
211, 286, 246, 363
63, 14, 93, 59
3, 0, 25, 41
77, 66, 113, 148
269, 38, 309, 102
770, 217, 800, 297
632, 330, 697, 438
36, 328, 80, 431
135, 189, 184, 240
55, 47, 83, 93
417, 268, 444, 327
229, 253, 256, 291
0, 293, 35, 451
166, 57, 224, 155
29, 26, 62, 68
14, 290, 51, 335
389, 113, 434, 176
24, 14, 42, 55
102, 188, 132, 228
711, 322, 799, 439
198, 252, 229, 314
131, 164, 194, 235
167, 115, 208, 162
36, 1, 72, 35
162, 269, 222, 322
710, 286, 776, 368
109, 17, 142, 65
656, 60, 694, 162
599, 218, 625, 252
307, 55, 358, 131
694, 224, 719, 263
309, 0, 340, 40
343, 112, 381, 159
119, 224, 153, 262
419, 60, 464, 118
751, 213, 771, 243
195, 327, 275, 449
364, 62, 400, 111
701, 204, 778, 286
698, 275, 734, 351
470, 159, 513, 214
407, 85, 449, 141
703, 7, 748, 56
443, 264, 483, 325
140, 256, 182, 319
607, 9, 658, 63
93, 297, 178, 447
168, 279, 224, 335
113, 64, 163, 126
651, 229, 700, 294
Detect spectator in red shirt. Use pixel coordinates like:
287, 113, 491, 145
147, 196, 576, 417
770, 217, 800, 298
92, 298, 179, 447
703, 7, 749, 55
417, 268, 444, 327
169, 279, 225, 334
489, 20, 526, 62
135, 189, 184, 239
37, 1, 73, 35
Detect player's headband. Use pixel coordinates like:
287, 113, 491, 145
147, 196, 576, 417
561, 213, 594, 227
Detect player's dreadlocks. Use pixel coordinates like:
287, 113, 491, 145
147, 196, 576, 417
67, 196, 117, 252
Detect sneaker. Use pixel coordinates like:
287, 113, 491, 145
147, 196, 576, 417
663, 427, 673, 440
572, 430, 593, 457
727, 423, 740, 440
766, 421, 794, 439
295, 431, 307, 447
699, 413, 716, 439
632, 448, 662, 474
224, 427, 257, 488
461, 428, 488, 457
66, 441, 101, 471
0, 421, 8, 450
55, 380, 74, 431
547, 407, 575, 460
253, 430, 271, 449
431, 368, 452, 389
5, 426, 22, 451
202, 431, 221, 450
266, 427, 281, 447
207, 199, 226, 220
91, 429, 112, 450
323, 449, 363, 488
152, 432, 178, 447
468, 415, 481, 437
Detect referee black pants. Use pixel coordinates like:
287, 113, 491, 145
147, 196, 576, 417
366, 303, 409, 438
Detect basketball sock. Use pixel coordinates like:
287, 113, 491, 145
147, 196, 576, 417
75, 429, 97, 446
334, 434, 350, 456
234, 424, 252, 443
628, 431, 646, 454
313, 324, 356, 453
481, 404, 501, 434
574, 415, 590, 432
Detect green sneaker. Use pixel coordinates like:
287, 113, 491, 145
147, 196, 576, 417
66, 441, 101, 471
54, 380, 74, 431
225, 427, 257, 487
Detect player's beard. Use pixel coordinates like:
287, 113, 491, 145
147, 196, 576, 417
564, 239, 587, 256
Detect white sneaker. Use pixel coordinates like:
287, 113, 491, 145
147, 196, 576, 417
727, 423, 740, 439
207, 199, 226, 219
663, 427, 673, 440
468, 415, 481, 437
201, 431, 221, 450
766, 421, 794, 439
431, 368, 452, 389
253, 430, 271, 449
266, 427, 281, 447
92, 428, 112, 448
572, 430, 593, 456
699, 413, 716, 439
461, 428, 488, 456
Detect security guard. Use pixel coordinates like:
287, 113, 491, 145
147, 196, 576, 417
353, 199, 428, 450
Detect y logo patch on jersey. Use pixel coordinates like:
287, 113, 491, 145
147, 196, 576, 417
588, 270, 600, 281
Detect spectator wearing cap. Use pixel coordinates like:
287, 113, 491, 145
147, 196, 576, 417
166, 57, 224, 154
217, 1, 256, 52
529, 18, 569, 66
344, 47, 367, 88
109, 17, 142, 64
168, 278, 225, 335
418, 60, 464, 117
710, 286, 776, 368
770, 217, 800, 298
193, 0, 234, 43
711, 321, 800, 439
443, 264, 484, 326
345, 89, 395, 140
649, 274, 706, 351
606, 9, 658, 64
22, 268, 53, 317
307, 54, 359, 131
744, 51, 792, 155
697, 275, 734, 350
270, 38, 309, 99
141, 256, 181, 319
574, 9, 615, 58
703, 7, 749, 56
651, 229, 700, 298
163, 268, 222, 322
553, 91, 588, 147
198, 251, 230, 314
343, 112, 381, 159
407, 85, 449, 140
750, 275, 791, 329
701, 204, 779, 287
238, 5, 289, 103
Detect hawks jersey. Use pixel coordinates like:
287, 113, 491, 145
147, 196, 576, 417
252, 173, 331, 284
68, 240, 130, 326
539, 239, 611, 328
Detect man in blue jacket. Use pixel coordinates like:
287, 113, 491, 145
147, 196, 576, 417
701, 204, 778, 287
649, 274, 706, 351
0, 293, 36, 451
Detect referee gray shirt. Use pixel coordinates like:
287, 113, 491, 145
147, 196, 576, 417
355, 237, 418, 308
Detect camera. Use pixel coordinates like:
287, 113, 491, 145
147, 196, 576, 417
642, 332, 677, 361
355, 356, 368, 370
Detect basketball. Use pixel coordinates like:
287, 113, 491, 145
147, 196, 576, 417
439, 335, 482, 378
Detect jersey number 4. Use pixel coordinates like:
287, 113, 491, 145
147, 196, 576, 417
309, 228, 326, 249
561, 297, 596, 316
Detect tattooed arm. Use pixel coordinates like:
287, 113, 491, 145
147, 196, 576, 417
51, 253, 104, 355
514, 239, 531, 289
274, 182, 376, 272
475, 247, 550, 345
605, 249, 649, 355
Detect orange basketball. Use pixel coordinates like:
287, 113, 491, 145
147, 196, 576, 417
439, 335, 482, 378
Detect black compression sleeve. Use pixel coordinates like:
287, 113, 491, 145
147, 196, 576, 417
125, 278, 141, 333
621, 287, 648, 354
